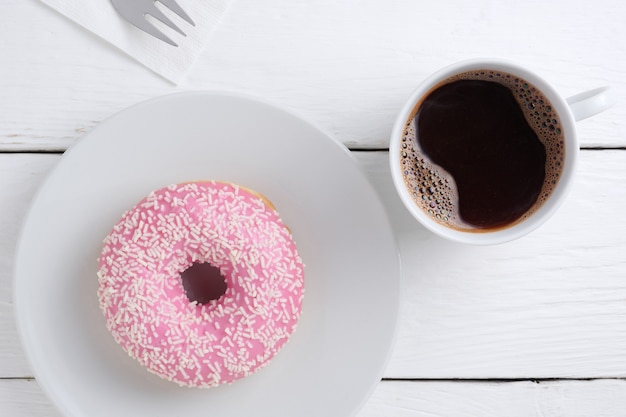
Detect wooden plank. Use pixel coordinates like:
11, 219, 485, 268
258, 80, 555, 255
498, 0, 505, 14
358, 149, 626, 378
2, 378, 626, 417
0, 379, 60, 417
1, 151, 626, 379
0, 0, 624, 151
0, 155, 59, 377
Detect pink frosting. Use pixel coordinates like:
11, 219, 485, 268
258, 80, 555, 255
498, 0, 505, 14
97, 182, 305, 388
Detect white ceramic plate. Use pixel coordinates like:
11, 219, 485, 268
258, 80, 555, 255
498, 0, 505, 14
14, 92, 400, 417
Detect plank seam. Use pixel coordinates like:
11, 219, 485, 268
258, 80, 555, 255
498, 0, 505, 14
1, 147, 625, 155
1, 377, 625, 383
381, 377, 626, 383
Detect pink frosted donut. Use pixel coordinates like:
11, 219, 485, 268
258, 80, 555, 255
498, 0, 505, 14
97, 181, 305, 388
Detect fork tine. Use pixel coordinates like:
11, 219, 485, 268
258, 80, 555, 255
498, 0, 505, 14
157, 0, 195, 26
147, 4, 186, 36
131, 16, 178, 46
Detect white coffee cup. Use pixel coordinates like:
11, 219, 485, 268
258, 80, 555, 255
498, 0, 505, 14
389, 58, 615, 245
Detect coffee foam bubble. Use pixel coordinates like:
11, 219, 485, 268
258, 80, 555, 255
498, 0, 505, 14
400, 70, 565, 231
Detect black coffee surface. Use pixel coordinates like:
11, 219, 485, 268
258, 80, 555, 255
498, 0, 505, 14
416, 79, 545, 229
400, 70, 565, 231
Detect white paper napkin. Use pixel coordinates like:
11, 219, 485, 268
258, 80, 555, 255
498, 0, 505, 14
40, 0, 232, 84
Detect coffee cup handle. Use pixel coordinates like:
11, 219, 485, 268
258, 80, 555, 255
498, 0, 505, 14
566, 86, 616, 122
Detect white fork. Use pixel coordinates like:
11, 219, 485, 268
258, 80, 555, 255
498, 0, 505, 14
110, 0, 195, 47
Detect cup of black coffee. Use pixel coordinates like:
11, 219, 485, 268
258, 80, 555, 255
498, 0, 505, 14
390, 59, 614, 244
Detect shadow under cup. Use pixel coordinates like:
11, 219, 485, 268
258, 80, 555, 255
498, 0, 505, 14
390, 59, 578, 245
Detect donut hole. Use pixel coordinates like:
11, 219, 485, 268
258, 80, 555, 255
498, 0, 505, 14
181, 262, 227, 304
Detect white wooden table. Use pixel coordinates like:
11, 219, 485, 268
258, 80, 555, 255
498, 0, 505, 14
2, 0, 626, 415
